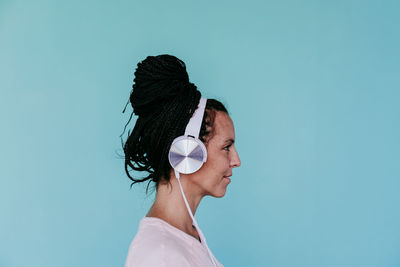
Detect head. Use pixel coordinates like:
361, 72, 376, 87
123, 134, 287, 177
122, 54, 241, 195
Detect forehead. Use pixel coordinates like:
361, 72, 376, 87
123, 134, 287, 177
212, 112, 235, 142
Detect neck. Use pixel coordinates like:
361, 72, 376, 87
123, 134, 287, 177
146, 172, 204, 239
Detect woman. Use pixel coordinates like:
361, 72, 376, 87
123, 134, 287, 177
122, 55, 241, 267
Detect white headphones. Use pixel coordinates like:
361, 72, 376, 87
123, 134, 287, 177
168, 97, 208, 176
167, 97, 219, 267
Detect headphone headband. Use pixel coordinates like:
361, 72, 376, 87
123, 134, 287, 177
184, 97, 207, 138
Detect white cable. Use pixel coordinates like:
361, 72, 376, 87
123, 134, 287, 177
175, 170, 218, 267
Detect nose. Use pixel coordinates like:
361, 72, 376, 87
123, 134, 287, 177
230, 146, 241, 168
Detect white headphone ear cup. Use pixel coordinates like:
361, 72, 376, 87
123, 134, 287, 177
168, 136, 207, 174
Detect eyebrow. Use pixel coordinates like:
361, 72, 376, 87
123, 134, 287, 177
225, 138, 235, 144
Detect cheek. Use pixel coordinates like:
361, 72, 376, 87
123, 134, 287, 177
207, 151, 230, 172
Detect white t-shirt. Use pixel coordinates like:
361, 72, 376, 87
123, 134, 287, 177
124, 217, 224, 267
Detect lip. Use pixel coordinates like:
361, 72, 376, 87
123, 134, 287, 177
223, 176, 232, 182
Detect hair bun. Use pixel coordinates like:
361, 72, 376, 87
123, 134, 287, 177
129, 54, 196, 117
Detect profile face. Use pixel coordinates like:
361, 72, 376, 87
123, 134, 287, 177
190, 111, 241, 197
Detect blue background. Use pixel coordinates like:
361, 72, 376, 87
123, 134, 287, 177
1, 0, 399, 266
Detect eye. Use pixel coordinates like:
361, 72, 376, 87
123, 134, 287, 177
223, 145, 231, 151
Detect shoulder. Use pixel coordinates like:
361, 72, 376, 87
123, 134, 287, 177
124, 218, 194, 267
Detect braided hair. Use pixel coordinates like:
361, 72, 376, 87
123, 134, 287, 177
121, 55, 228, 193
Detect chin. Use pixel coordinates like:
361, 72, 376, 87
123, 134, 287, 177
211, 189, 227, 198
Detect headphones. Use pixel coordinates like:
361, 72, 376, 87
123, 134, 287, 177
168, 97, 208, 177
167, 97, 219, 267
